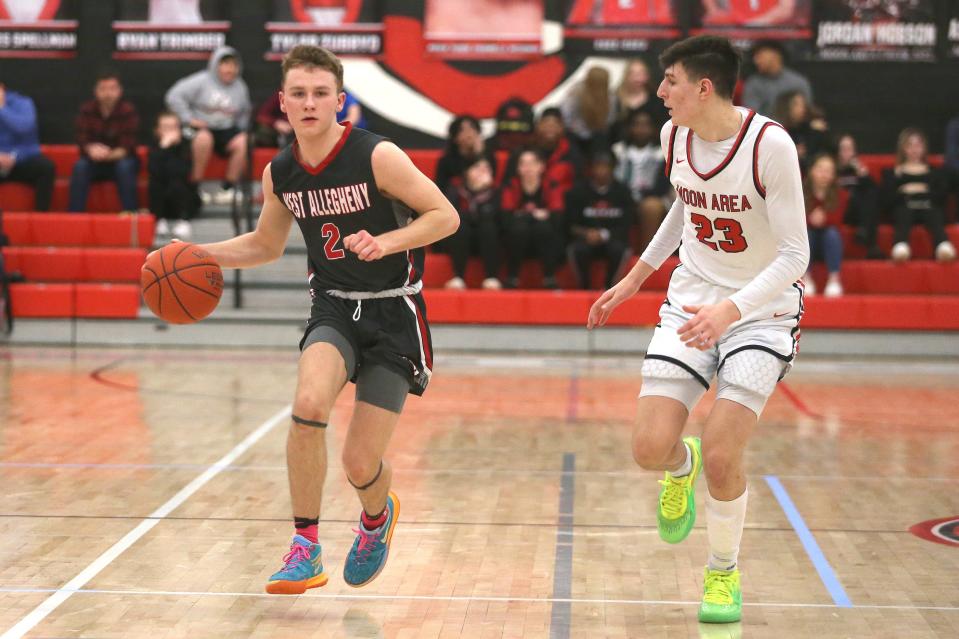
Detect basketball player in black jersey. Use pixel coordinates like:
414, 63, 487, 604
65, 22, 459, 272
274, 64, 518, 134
196, 45, 459, 594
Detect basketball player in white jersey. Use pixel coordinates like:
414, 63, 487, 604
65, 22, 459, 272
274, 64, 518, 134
588, 35, 808, 623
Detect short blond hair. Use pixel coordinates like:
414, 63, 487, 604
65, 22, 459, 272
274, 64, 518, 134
281, 45, 343, 91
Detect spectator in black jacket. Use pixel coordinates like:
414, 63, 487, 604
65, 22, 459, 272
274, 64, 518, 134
148, 111, 199, 240
566, 151, 635, 289
443, 157, 502, 290
435, 115, 495, 195
835, 133, 882, 259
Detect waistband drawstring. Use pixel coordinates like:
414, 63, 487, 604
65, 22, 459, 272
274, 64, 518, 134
352, 300, 362, 321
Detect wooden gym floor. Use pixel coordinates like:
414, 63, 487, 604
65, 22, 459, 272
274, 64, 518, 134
0, 346, 957, 638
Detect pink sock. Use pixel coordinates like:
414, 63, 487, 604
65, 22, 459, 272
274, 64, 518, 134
297, 525, 318, 544
362, 509, 387, 530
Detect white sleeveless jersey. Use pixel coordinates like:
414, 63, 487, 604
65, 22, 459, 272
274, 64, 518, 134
664, 108, 783, 290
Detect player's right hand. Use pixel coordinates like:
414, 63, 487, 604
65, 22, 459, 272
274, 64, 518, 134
587, 279, 641, 329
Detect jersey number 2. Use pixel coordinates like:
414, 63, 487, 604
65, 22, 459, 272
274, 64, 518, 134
321, 223, 346, 260
690, 213, 748, 253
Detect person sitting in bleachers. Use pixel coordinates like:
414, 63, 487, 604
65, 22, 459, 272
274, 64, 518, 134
742, 40, 812, 118
611, 58, 668, 140
803, 154, 846, 297
254, 87, 366, 148
503, 108, 581, 203
68, 70, 140, 212
166, 46, 251, 205
881, 127, 956, 263
835, 133, 883, 259
501, 148, 565, 289
443, 157, 502, 290
566, 151, 634, 290
148, 111, 200, 241
611, 109, 671, 253
435, 115, 495, 195
0, 82, 54, 211
773, 90, 830, 172
561, 66, 616, 154
488, 97, 534, 154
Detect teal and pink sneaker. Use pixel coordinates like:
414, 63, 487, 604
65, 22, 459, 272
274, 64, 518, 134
265, 534, 328, 595
343, 491, 400, 587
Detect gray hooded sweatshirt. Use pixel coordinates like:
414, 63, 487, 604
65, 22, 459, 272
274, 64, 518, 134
165, 46, 251, 130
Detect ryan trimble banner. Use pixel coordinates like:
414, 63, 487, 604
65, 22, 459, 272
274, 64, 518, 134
112, 0, 230, 60
0, 0, 78, 59
815, 0, 936, 61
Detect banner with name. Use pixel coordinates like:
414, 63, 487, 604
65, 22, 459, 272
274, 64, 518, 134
690, 0, 812, 50
423, 0, 542, 60
815, 0, 936, 61
563, 0, 681, 57
266, 0, 384, 60
946, 1, 959, 60
112, 0, 230, 60
0, 0, 78, 59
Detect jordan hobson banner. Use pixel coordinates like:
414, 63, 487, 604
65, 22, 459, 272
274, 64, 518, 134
814, 0, 937, 61
112, 0, 230, 60
0, 0, 78, 59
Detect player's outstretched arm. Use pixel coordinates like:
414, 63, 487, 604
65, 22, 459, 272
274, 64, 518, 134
344, 142, 459, 261
198, 164, 293, 269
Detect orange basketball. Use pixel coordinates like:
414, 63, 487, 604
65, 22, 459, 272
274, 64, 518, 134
141, 242, 223, 324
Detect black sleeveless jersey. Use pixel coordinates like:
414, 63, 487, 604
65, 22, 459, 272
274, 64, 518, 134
270, 123, 424, 293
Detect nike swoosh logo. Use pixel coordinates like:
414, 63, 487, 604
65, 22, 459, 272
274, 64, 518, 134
677, 158, 686, 164
773, 312, 790, 318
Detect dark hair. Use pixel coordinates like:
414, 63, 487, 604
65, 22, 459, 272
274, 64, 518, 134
659, 35, 740, 100
95, 68, 121, 84
448, 115, 481, 143
539, 107, 563, 123
588, 150, 616, 167
281, 45, 343, 91
625, 108, 653, 126
750, 40, 785, 59
154, 110, 179, 126
803, 153, 839, 212
517, 146, 546, 164
218, 54, 238, 65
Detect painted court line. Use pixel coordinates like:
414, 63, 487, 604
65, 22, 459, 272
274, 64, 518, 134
550, 452, 576, 639
0, 405, 292, 639
0, 587, 956, 612
765, 475, 852, 608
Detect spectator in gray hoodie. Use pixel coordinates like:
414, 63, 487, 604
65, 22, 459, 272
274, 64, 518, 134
165, 46, 251, 205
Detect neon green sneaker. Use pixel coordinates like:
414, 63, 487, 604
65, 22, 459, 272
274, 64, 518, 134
656, 436, 702, 544
698, 567, 742, 623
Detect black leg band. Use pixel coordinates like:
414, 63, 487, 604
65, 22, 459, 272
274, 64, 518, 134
348, 461, 383, 491
292, 414, 327, 428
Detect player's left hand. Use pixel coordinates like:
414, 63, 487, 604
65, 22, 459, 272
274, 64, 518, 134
678, 300, 742, 350
344, 230, 387, 261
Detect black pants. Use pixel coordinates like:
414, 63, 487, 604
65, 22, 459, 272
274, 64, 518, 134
569, 238, 629, 289
893, 203, 948, 247
148, 174, 199, 221
505, 213, 562, 278
447, 215, 500, 279
843, 184, 880, 249
0, 154, 54, 211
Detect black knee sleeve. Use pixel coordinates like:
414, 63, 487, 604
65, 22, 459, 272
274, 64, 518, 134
347, 461, 383, 490
292, 414, 327, 428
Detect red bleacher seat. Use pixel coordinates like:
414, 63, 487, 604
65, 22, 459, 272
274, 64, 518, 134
3, 247, 146, 282
10, 283, 140, 319
4, 212, 154, 247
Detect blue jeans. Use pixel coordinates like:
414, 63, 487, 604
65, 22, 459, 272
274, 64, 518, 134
808, 226, 843, 274
68, 155, 140, 211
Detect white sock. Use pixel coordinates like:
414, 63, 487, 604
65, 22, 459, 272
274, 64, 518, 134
669, 442, 692, 478
706, 487, 748, 571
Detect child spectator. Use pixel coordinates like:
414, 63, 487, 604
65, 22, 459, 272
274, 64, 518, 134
881, 128, 956, 263
803, 154, 846, 297
501, 149, 565, 289
68, 70, 140, 212
148, 111, 199, 240
0, 82, 54, 210
443, 157, 502, 290
566, 152, 634, 290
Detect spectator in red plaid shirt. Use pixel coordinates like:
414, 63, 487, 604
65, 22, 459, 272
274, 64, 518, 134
68, 70, 140, 212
